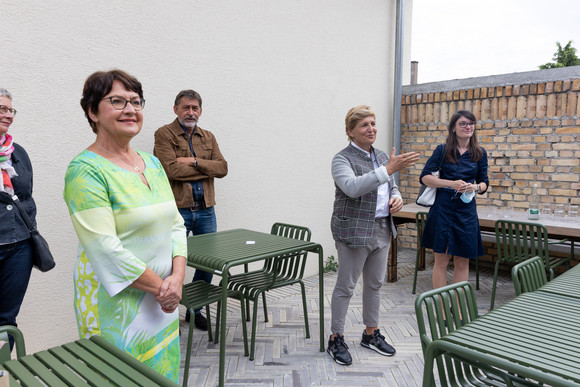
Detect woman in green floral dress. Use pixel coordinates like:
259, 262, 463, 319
63, 70, 186, 383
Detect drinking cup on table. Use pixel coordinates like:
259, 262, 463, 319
503, 206, 513, 219
541, 204, 553, 220
568, 205, 578, 222
553, 204, 566, 221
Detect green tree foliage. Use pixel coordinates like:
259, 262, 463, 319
539, 41, 580, 69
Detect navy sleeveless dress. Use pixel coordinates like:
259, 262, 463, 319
420, 144, 489, 259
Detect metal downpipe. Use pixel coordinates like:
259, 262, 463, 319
392, 0, 404, 185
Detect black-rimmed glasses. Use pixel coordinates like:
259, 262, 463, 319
458, 121, 476, 128
102, 96, 145, 111
0, 105, 17, 116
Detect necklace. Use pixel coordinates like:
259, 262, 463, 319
96, 144, 142, 172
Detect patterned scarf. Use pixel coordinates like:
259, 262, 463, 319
0, 133, 18, 195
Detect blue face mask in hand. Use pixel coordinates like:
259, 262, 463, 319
460, 190, 476, 203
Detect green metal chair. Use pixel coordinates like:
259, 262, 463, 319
0, 325, 26, 364
415, 282, 533, 386
412, 211, 479, 294
219, 222, 311, 361
491, 219, 572, 309
180, 281, 248, 387
512, 256, 548, 296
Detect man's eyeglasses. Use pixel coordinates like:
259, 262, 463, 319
102, 96, 145, 111
0, 105, 17, 116
458, 121, 476, 128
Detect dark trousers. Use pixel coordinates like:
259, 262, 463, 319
0, 238, 34, 350
179, 206, 217, 314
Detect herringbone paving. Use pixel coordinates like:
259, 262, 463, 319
179, 249, 515, 386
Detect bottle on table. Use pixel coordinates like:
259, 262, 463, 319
528, 183, 540, 220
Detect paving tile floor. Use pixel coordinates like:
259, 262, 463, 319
179, 248, 516, 386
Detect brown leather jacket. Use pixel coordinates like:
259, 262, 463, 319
154, 119, 228, 208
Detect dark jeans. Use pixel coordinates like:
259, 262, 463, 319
179, 206, 217, 315
0, 238, 34, 351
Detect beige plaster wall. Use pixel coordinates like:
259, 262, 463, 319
2, 0, 413, 352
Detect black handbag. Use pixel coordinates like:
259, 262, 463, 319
416, 145, 446, 207
11, 195, 56, 272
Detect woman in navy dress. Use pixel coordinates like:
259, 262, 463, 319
420, 110, 489, 289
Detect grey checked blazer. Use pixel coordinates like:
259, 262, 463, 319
331, 144, 400, 248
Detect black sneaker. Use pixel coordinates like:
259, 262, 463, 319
327, 335, 352, 365
194, 313, 208, 331
360, 329, 396, 356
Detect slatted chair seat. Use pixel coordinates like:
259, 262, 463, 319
491, 219, 572, 310
415, 282, 536, 386
219, 222, 311, 361
180, 281, 248, 387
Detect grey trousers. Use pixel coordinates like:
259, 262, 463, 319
330, 218, 392, 335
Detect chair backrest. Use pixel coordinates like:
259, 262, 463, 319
495, 220, 550, 266
415, 211, 428, 243
0, 325, 26, 364
511, 256, 548, 296
415, 282, 480, 385
268, 223, 311, 282
415, 281, 479, 354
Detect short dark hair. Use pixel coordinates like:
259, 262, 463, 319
80, 69, 143, 133
174, 89, 202, 108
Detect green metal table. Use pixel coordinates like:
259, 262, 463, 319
537, 263, 580, 299
1, 335, 177, 386
186, 228, 324, 387
423, 292, 580, 387
394, 203, 580, 282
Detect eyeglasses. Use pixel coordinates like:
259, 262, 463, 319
458, 121, 476, 128
102, 96, 145, 111
0, 105, 17, 116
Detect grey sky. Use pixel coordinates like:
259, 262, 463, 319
410, 0, 580, 84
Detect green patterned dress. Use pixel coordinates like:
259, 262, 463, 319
63, 150, 186, 383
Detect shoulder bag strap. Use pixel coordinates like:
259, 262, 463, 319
11, 195, 36, 232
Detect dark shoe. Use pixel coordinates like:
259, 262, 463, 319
194, 313, 208, 331
185, 310, 191, 323
327, 335, 352, 365
361, 329, 396, 357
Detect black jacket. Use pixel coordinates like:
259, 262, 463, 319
0, 143, 36, 244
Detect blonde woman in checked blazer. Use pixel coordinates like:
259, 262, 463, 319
327, 105, 419, 366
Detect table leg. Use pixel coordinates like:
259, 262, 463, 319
387, 235, 398, 283
318, 246, 325, 352
218, 272, 229, 387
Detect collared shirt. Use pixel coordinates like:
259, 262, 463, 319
349, 142, 391, 218
179, 122, 205, 203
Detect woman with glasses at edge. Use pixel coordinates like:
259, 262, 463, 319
419, 110, 489, 291
0, 89, 38, 352
63, 70, 186, 382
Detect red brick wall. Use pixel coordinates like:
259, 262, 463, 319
397, 71, 580, 262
